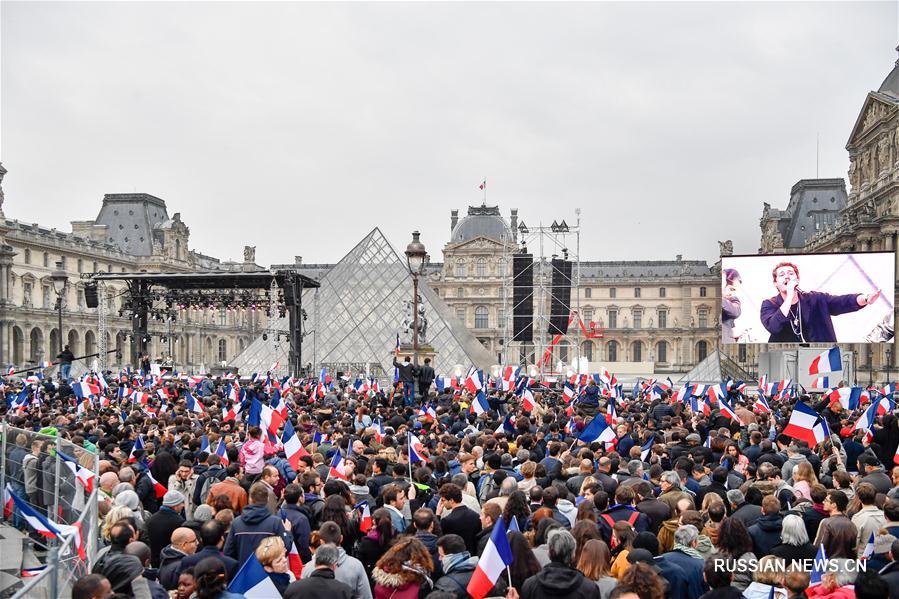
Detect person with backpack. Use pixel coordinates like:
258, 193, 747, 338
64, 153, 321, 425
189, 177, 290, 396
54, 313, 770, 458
193, 453, 227, 510
596, 486, 650, 547
300, 471, 325, 530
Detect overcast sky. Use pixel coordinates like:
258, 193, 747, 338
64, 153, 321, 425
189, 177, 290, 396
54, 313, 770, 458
2, 2, 897, 267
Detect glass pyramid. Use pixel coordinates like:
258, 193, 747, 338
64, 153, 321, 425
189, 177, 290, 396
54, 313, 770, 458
677, 349, 752, 385
231, 228, 494, 379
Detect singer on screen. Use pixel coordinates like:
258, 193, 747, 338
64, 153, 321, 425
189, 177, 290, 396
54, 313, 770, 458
760, 261, 881, 342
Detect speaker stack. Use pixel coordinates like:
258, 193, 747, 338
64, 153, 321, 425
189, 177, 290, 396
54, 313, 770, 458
84, 283, 99, 309
548, 258, 572, 335
512, 252, 534, 342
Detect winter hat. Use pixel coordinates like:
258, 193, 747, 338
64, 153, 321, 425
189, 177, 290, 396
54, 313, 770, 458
162, 490, 186, 508
114, 489, 140, 511
193, 504, 215, 522
876, 534, 897, 555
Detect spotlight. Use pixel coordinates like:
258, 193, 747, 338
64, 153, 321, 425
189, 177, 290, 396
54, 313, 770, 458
262, 333, 268, 341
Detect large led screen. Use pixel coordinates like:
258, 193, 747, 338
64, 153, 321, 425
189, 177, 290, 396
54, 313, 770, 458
721, 252, 894, 344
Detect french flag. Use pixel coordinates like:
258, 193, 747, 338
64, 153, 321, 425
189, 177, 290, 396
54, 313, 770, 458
706, 384, 727, 404
185, 392, 205, 415
809, 545, 827, 588
214, 438, 230, 467
464, 368, 483, 395
58, 451, 95, 493
861, 532, 875, 560
373, 419, 385, 443
287, 540, 302, 579
128, 436, 145, 463
409, 432, 428, 463
73, 381, 100, 401
578, 415, 616, 445
606, 401, 617, 425
435, 376, 455, 394
328, 451, 348, 481
502, 366, 520, 391
876, 395, 895, 416
466, 515, 513, 599
562, 383, 576, 403
228, 553, 282, 599
640, 437, 654, 462
810, 376, 830, 390
673, 384, 692, 403
200, 435, 210, 453
312, 431, 329, 445
754, 394, 771, 414
3, 483, 12, 519
718, 397, 743, 424
853, 402, 878, 439
145, 470, 167, 498
356, 501, 372, 533
521, 388, 537, 412
827, 387, 864, 411
8, 489, 85, 560
282, 420, 308, 471
495, 413, 515, 435
809, 347, 842, 375
223, 400, 243, 422
882, 383, 897, 398
21, 566, 46, 577
471, 391, 489, 416
783, 401, 830, 447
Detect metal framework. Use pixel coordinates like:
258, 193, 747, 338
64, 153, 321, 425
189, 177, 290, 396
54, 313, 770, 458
86, 270, 319, 376
502, 209, 582, 376
97, 282, 108, 372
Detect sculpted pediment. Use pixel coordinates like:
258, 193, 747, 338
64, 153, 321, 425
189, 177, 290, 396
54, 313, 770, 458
447, 236, 507, 251
848, 93, 897, 146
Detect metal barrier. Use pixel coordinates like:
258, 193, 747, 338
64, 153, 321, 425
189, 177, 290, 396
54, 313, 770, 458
0, 422, 100, 598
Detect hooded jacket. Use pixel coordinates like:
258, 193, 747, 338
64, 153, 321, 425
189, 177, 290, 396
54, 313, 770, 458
372, 564, 431, 599
748, 513, 784, 557
157, 545, 187, 590
301, 545, 373, 599
434, 552, 506, 599
521, 562, 601, 599
224, 503, 291, 567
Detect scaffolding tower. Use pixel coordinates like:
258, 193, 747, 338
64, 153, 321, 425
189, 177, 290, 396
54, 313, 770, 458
502, 209, 582, 376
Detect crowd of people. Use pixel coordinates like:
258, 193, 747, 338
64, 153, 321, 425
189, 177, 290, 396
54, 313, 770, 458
4, 366, 899, 599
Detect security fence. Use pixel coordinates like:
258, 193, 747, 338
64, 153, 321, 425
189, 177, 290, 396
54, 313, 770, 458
0, 423, 99, 599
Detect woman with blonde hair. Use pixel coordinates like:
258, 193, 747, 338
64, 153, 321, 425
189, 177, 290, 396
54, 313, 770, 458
743, 556, 788, 599
576, 539, 617, 599
372, 536, 434, 599
792, 462, 818, 502
101, 505, 135, 542
255, 535, 293, 596
518, 461, 538, 493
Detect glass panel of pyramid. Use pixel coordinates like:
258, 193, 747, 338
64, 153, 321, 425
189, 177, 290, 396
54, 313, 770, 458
231, 228, 494, 379
677, 349, 751, 385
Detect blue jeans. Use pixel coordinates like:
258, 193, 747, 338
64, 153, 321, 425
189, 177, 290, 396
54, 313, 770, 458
403, 384, 414, 407
60, 363, 71, 381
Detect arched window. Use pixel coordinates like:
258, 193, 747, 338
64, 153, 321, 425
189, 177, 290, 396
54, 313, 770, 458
455, 260, 467, 277
607, 341, 619, 362
29, 327, 44, 362
581, 341, 594, 362
498, 260, 506, 277
85, 330, 96, 356
559, 345, 569, 363
476, 258, 487, 277
68, 330, 80, 355
697, 341, 708, 362
699, 286, 707, 297
656, 341, 668, 363
176, 239, 181, 261
631, 341, 643, 362
474, 306, 489, 329
218, 339, 227, 362
23, 249, 30, 264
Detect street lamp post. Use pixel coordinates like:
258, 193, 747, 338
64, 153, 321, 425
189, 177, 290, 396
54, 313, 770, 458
404, 231, 428, 367
887, 348, 893, 387
50, 261, 68, 361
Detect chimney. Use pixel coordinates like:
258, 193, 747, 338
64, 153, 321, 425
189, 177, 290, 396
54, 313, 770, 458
295, 256, 303, 265
450, 210, 459, 235
510, 209, 518, 242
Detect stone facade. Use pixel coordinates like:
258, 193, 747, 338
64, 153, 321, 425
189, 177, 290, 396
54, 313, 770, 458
0, 166, 266, 372
759, 49, 899, 381
426, 204, 735, 376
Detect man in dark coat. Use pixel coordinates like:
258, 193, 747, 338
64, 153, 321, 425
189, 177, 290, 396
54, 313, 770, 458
157, 527, 197, 590
695, 467, 729, 508
417, 357, 435, 400
597, 486, 650, 545
178, 520, 238, 582
521, 529, 600, 599
759, 261, 878, 342
224, 482, 293, 567
438, 483, 482, 555
634, 481, 671, 534
145, 491, 186, 568
878, 539, 899, 599
858, 455, 893, 495
748, 496, 784, 557
727, 490, 762, 528
284, 543, 353, 599
280, 484, 312, 563
392, 355, 416, 406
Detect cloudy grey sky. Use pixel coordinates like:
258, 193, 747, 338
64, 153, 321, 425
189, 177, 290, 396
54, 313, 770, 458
2, 2, 897, 267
